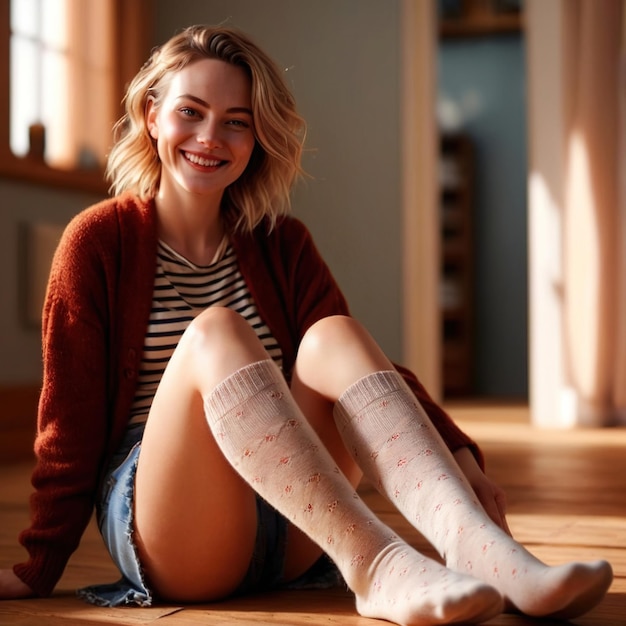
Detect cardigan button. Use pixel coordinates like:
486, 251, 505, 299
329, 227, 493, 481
124, 368, 135, 379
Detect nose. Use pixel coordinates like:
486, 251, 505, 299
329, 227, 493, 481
197, 117, 223, 148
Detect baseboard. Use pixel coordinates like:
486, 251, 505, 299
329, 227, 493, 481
0, 385, 40, 464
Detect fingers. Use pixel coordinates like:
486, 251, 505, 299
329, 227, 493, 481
0, 569, 35, 599
492, 486, 512, 535
476, 482, 511, 535
451, 446, 513, 536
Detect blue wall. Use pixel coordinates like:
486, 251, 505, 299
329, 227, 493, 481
438, 35, 528, 398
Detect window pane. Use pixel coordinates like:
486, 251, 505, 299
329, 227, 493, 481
10, 36, 40, 157
9, 0, 71, 166
4, 0, 145, 188
10, 0, 39, 38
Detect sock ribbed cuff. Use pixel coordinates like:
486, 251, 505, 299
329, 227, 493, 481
203, 359, 283, 421
334, 370, 408, 420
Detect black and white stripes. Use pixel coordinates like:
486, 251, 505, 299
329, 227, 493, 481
129, 241, 283, 423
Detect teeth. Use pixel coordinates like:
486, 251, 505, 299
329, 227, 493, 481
185, 152, 221, 167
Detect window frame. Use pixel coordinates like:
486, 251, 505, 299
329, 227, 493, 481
0, 0, 152, 194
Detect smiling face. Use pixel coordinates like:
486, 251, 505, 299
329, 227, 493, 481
146, 58, 256, 207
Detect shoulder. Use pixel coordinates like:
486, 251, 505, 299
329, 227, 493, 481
64, 193, 154, 242
52, 193, 156, 278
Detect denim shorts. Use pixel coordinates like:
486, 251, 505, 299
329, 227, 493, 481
77, 422, 341, 607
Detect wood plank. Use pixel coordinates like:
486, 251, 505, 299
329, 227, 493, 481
0, 386, 39, 464
1, 404, 625, 624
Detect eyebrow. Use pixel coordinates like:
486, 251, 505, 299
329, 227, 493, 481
179, 94, 252, 116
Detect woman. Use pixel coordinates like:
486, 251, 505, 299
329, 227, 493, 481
0, 25, 612, 625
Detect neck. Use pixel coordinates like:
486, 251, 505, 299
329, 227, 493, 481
154, 191, 226, 266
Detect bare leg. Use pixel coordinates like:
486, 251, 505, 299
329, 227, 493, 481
133, 305, 368, 600
136, 308, 502, 623
294, 315, 613, 619
133, 307, 268, 601
201, 315, 503, 624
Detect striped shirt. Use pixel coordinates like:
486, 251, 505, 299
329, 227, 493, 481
128, 240, 283, 423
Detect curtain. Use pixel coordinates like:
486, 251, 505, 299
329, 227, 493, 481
562, 0, 625, 425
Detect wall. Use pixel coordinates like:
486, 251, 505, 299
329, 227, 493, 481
154, 0, 405, 357
438, 35, 528, 398
0, 179, 104, 383
0, 0, 406, 383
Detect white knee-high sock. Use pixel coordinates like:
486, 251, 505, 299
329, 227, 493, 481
203, 359, 503, 626
333, 370, 613, 619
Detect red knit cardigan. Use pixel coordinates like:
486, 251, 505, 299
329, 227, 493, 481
14, 193, 481, 596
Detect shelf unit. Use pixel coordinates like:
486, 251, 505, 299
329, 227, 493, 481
439, 0, 523, 38
439, 132, 474, 397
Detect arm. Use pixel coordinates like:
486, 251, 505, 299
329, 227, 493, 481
11, 210, 115, 597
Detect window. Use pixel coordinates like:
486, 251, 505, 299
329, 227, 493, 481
0, 0, 151, 193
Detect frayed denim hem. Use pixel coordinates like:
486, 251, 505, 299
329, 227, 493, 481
78, 422, 343, 607
79, 431, 153, 607
77, 577, 151, 607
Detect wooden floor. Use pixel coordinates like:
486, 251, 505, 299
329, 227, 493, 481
1, 403, 625, 625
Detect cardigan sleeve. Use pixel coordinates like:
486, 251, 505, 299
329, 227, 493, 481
272, 218, 483, 467
13, 208, 116, 596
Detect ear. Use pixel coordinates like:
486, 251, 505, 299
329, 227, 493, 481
146, 97, 159, 140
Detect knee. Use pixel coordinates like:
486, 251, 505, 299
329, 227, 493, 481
182, 307, 257, 355
299, 315, 368, 360
296, 316, 390, 395
159, 308, 268, 394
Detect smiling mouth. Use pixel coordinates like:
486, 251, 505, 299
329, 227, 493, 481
184, 151, 225, 167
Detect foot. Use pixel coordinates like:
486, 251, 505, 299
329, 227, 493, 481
506, 559, 614, 619
353, 542, 504, 625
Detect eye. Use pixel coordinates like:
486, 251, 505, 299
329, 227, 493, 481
179, 106, 199, 118
226, 118, 251, 129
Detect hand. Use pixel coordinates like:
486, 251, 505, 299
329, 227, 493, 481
0, 569, 34, 599
453, 446, 512, 535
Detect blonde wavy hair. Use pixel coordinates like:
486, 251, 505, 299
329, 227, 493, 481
106, 25, 306, 232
